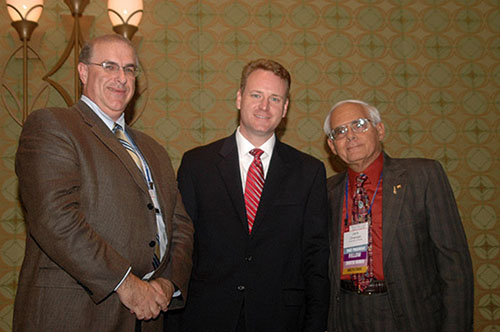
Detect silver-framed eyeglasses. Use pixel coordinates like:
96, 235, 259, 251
328, 118, 371, 141
87, 61, 140, 77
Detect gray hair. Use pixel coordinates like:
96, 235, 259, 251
79, 34, 139, 67
323, 99, 382, 136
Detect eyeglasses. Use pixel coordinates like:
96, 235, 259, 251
86, 61, 140, 77
327, 118, 371, 141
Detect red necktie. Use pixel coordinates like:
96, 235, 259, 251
245, 149, 264, 234
351, 173, 374, 291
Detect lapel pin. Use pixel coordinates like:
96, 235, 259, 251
393, 184, 402, 194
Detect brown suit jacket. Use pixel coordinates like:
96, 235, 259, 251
13, 101, 193, 332
327, 153, 473, 332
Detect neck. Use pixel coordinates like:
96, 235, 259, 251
348, 150, 382, 173
240, 131, 273, 148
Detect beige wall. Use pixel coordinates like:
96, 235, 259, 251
0, 0, 498, 330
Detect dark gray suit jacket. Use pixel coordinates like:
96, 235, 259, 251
327, 153, 473, 332
174, 134, 330, 332
14, 101, 193, 332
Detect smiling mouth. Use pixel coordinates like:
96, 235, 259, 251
255, 114, 269, 119
346, 144, 361, 151
109, 87, 126, 94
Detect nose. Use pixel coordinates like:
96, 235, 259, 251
346, 127, 356, 141
115, 68, 128, 84
259, 98, 269, 110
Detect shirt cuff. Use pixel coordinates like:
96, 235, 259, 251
114, 266, 132, 291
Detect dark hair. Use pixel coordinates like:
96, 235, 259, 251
239, 59, 291, 99
79, 34, 138, 66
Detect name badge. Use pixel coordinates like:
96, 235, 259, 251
343, 222, 369, 275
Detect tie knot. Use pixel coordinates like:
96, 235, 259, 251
250, 148, 264, 160
356, 173, 368, 186
113, 123, 123, 134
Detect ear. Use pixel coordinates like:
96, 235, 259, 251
236, 89, 242, 110
281, 98, 289, 118
375, 122, 385, 141
77, 63, 88, 85
327, 138, 338, 156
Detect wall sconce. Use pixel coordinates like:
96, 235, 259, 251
108, 0, 143, 40
108, 0, 147, 125
3, 0, 147, 126
42, 0, 91, 106
4, 0, 44, 124
6, 0, 43, 40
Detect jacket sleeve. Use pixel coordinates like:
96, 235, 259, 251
426, 161, 474, 331
302, 162, 330, 332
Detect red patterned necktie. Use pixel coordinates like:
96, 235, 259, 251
351, 173, 374, 292
245, 149, 264, 234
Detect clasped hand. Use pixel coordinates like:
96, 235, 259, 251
116, 273, 175, 320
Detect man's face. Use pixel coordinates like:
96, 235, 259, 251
78, 40, 136, 121
327, 103, 385, 172
236, 69, 289, 146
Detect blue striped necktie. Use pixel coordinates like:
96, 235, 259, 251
114, 123, 160, 269
113, 123, 145, 174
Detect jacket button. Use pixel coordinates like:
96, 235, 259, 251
237, 285, 245, 291
147, 203, 154, 210
149, 241, 156, 247
245, 256, 252, 262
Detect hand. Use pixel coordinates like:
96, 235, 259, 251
116, 273, 163, 320
149, 278, 175, 311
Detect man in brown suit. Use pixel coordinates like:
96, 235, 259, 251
324, 99, 473, 332
13, 34, 193, 331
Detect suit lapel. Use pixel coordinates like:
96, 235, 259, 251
217, 135, 248, 230
250, 141, 291, 235
381, 153, 407, 266
75, 101, 149, 194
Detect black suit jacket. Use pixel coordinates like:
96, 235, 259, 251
327, 153, 473, 332
174, 134, 329, 332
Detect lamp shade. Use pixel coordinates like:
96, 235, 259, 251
107, 0, 143, 27
6, 0, 43, 22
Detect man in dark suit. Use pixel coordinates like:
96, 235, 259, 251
172, 59, 329, 332
13, 34, 193, 332
323, 99, 473, 332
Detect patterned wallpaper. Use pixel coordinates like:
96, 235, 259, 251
0, 0, 499, 330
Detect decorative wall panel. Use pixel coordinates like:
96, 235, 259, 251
0, 0, 498, 330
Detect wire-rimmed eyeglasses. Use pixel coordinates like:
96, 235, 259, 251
327, 118, 372, 141
86, 61, 140, 78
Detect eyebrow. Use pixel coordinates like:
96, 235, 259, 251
101, 60, 137, 67
334, 118, 363, 128
249, 90, 284, 98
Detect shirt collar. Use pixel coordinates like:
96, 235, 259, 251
348, 151, 384, 185
235, 126, 276, 160
80, 95, 125, 131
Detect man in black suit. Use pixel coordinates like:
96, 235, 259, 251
324, 99, 473, 332
172, 59, 329, 332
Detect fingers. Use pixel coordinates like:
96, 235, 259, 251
149, 278, 174, 311
116, 274, 165, 320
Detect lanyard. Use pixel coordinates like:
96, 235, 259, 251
344, 171, 383, 230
